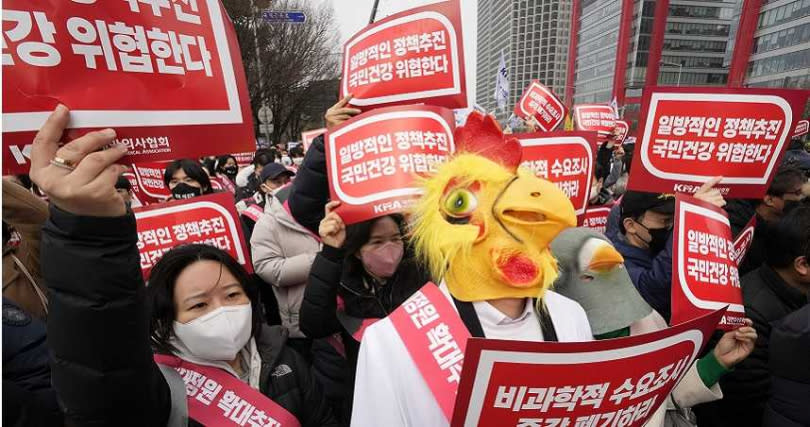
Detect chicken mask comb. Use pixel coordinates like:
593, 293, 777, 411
453, 111, 523, 172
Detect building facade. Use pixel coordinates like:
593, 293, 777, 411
569, 0, 739, 111
744, 0, 810, 89
476, 0, 573, 121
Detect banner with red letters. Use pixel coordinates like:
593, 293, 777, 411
450, 308, 725, 427
390, 283, 471, 423
730, 215, 757, 267
325, 105, 455, 224
614, 120, 630, 144
301, 128, 326, 153
133, 192, 250, 278
627, 87, 808, 199
517, 132, 598, 217
2, 0, 255, 174
672, 194, 744, 330
340, 0, 468, 110
795, 119, 809, 137
573, 105, 617, 133
579, 205, 613, 233
513, 80, 565, 132
130, 161, 171, 205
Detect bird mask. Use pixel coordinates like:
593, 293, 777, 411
550, 227, 652, 335
410, 112, 577, 302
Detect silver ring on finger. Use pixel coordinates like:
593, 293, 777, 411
50, 156, 76, 171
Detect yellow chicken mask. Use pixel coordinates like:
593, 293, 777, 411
410, 112, 577, 302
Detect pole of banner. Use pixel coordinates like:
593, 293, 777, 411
369, 0, 380, 24
250, 0, 271, 146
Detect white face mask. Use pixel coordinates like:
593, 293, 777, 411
292, 157, 303, 166
173, 303, 252, 361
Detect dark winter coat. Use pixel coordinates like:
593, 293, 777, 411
763, 304, 810, 427
288, 134, 329, 236
2, 299, 61, 426
610, 233, 674, 321
41, 205, 336, 427
694, 264, 808, 427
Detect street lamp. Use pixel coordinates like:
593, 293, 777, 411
660, 61, 683, 86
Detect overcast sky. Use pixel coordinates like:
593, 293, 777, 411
314, 0, 442, 45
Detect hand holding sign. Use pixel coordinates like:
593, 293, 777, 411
326, 95, 362, 130
30, 105, 129, 217
319, 201, 347, 249
712, 318, 757, 369
693, 176, 726, 208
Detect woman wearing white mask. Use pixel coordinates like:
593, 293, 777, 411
31, 105, 337, 427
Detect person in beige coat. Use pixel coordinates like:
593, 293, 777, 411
250, 185, 320, 354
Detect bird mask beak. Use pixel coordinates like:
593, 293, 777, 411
587, 243, 625, 273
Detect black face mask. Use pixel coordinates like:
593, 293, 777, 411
172, 183, 202, 200
782, 198, 806, 215
639, 223, 671, 255
224, 166, 238, 178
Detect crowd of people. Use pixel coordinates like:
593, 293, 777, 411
2, 99, 809, 427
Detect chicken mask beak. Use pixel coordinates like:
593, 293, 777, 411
493, 172, 577, 245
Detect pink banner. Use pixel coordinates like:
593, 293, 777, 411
155, 354, 301, 427
389, 283, 472, 423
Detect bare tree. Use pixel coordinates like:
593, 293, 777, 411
223, 0, 340, 144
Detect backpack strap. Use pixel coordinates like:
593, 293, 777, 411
535, 299, 559, 342
157, 363, 189, 427
451, 297, 486, 338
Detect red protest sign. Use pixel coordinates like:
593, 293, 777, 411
451, 308, 725, 427
340, 0, 468, 110
325, 105, 455, 224
2, 0, 254, 175
573, 105, 617, 133
134, 192, 250, 278
514, 80, 565, 132
131, 161, 171, 205
627, 87, 808, 199
795, 119, 809, 137
730, 215, 757, 267
517, 132, 598, 217
614, 120, 630, 144
672, 194, 744, 330
579, 205, 613, 233
301, 128, 326, 153
233, 152, 254, 168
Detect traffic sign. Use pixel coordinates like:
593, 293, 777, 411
262, 10, 306, 23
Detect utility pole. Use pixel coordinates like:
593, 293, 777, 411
368, 0, 380, 24
250, 0, 271, 145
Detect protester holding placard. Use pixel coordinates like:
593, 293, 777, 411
30, 106, 337, 427
300, 201, 431, 417
163, 159, 214, 201
612, 179, 726, 321
551, 227, 758, 427
695, 206, 810, 427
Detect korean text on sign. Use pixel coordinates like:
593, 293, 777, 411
326, 106, 456, 224
340, 0, 467, 109
628, 88, 807, 199
3, 0, 255, 174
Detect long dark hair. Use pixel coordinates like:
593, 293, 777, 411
215, 155, 237, 175
146, 244, 264, 355
163, 159, 213, 194
342, 214, 407, 277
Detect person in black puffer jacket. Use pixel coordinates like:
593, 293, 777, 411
300, 201, 432, 421
763, 303, 810, 427
32, 105, 337, 427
